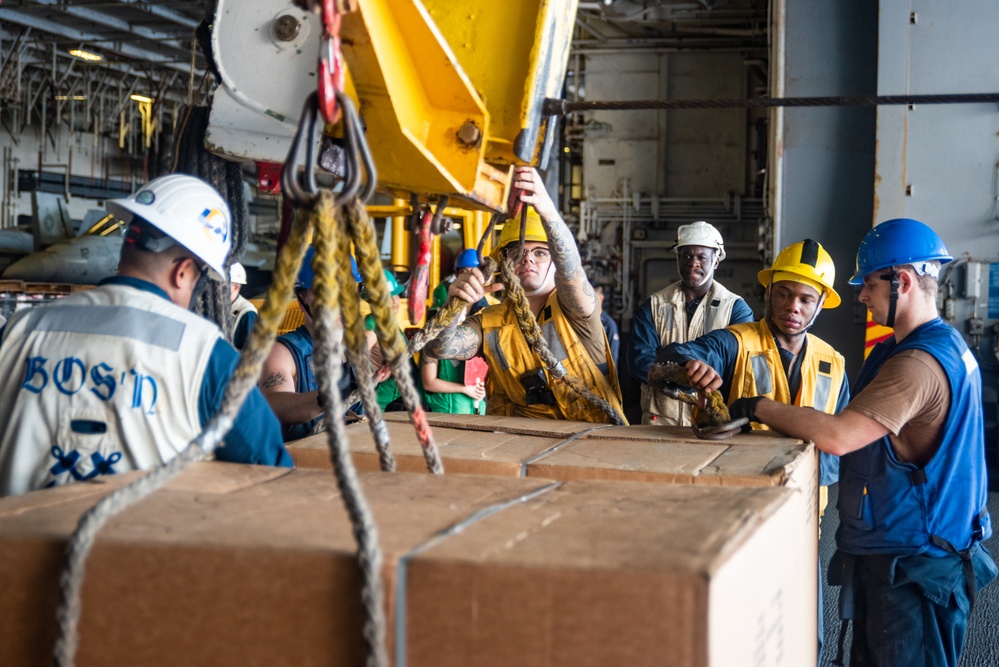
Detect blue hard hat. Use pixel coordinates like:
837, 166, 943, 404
849, 218, 953, 285
455, 248, 480, 270
296, 246, 316, 289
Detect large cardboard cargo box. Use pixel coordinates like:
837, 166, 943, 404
290, 419, 816, 512
289, 420, 570, 476
0, 463, 814, 666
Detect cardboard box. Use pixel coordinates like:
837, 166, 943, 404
0, 463, 814, 667
380, 410, 601, 438
292, 418, 821, 660
288, 420, 568, 475
406, 480, 814, 667
581, 422, 806, 445
0, 464, 554, 666
290, 419, 816, 502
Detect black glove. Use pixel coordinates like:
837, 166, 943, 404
728, 396, 764, 426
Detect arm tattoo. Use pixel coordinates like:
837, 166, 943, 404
542, 213, 582, 282
425, 324, 482, 360
261, 372, 287, 389
541, 213, 595, 318
558, 281, 595, 319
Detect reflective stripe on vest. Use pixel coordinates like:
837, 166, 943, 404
28, 304, 186, 350
0, 284, 218, 496
729, 319, 844, 413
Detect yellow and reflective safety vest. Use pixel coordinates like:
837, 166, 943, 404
478, 292, 625, 423
729, 319, 845, 518
728, 319, 845, 416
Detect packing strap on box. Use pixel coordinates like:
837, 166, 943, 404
519, 424, 617, 477
394, 481, 563, 667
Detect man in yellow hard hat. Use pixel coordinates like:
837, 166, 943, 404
425, 166, 624, 423
656, 238, 848, 661
627, 221, 754, 426
658, 238, 847, 485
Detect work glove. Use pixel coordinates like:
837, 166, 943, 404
728, 396, 764, 431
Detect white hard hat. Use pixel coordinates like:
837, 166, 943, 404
230, 261, 247, 285
674, 221, 726, 262
108, 174, 232, 282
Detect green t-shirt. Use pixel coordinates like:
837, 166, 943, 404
424, 358, 486, 415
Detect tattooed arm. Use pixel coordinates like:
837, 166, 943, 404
259, 340, 323, 425
425, 266, 495, 360
514, 167, 595, 319
424, 320, 484, 361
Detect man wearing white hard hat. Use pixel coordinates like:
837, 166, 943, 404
0, 174, 291, 496
627, 220, 753, 425
229, 262, 258, 351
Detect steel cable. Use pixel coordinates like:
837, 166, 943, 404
543, 92, 999, 115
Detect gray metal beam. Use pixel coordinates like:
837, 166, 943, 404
10, 45, 196, 110
110, 0, 201, 30
0, 8, 199, 76
24, 0, 193, 51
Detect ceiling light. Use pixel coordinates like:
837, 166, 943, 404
69, 49, 103, 62
130, 94, 153, 103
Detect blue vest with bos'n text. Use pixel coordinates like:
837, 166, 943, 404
837, 318, 991, 556
0, 283, 219, 496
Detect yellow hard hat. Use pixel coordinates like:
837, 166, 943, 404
492, 208, 548, 261
758, 239, 840, 308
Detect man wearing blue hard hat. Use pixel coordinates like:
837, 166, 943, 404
725, 218, 997, 665
431, 248, 494, 317
259, 246, 362, 440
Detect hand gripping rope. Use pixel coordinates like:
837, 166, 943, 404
429, 209, 628, 426
646, 361, 748, 440
495, 250, 627, 426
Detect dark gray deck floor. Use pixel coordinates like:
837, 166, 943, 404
819, 487, 999, 666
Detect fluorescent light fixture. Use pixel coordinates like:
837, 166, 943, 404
129, 94, 153, 103
54, 95, 87, 101
69, 48, 103, 62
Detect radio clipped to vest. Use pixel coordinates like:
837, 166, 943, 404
520, 368, 556, 406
